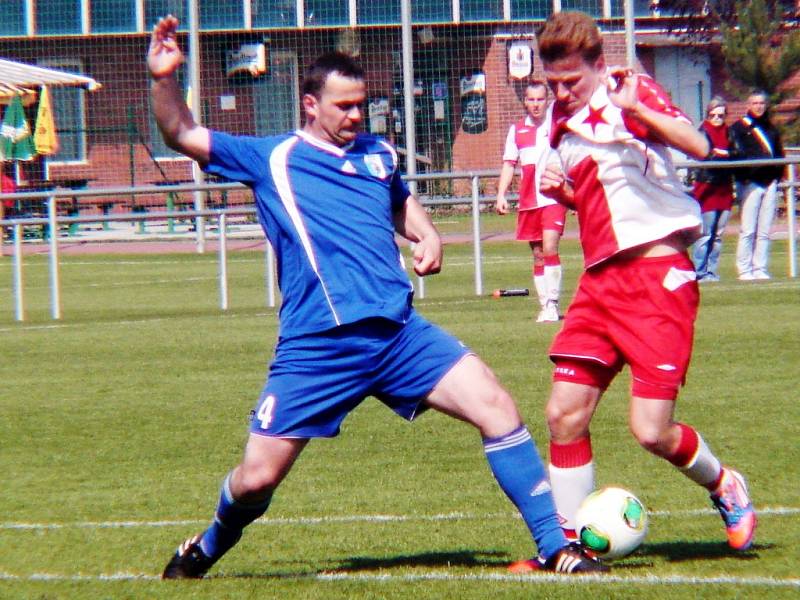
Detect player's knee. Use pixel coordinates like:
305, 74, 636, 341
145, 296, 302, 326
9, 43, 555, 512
473, 385, 521, 436
545, 400, 564, 432
236, 461, 282, 496
630, 422, 671, 457
483, 385, 520, 421
545, 399, 587, 439
546, 404, 578, 438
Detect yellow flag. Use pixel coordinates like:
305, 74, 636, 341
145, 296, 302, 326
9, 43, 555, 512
34, 85, 59, 155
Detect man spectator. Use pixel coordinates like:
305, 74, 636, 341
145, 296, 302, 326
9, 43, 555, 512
729, 90, 784, 280
495, 81, 566, 322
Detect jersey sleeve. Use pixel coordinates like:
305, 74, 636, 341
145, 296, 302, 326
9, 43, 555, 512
389, 167, 412, 212
204, 131, 271, 186
502, 124, 519, 163
623, 75, 691, 142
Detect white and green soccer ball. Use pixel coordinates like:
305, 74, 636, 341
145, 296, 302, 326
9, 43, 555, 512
575, 487, 648, 559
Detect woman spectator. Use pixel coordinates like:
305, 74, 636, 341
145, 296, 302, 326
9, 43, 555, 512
692, 97, 734, 282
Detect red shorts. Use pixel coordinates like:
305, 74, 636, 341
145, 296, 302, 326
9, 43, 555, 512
550, 252, 699, 400
516, 204, 567, 242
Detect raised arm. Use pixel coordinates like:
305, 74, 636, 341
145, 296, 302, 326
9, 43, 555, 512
606, 68, 709, 160
393, 195, 443, 276
147, 15, 210, 164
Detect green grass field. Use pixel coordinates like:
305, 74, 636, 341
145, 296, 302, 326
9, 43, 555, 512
1, 237, 798, 599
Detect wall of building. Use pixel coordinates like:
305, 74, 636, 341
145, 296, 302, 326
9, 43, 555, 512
2, 22, 793, 213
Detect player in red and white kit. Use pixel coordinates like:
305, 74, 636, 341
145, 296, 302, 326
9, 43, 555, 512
496, 82, 567, 322
509, 12, 755, 571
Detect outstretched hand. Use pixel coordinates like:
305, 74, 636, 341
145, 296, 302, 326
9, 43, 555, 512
147, 15, 184, 79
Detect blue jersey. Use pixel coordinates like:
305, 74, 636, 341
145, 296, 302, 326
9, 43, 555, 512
205, 129, 414, 339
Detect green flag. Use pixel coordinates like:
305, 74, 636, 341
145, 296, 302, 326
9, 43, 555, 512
1, 94, 36, 161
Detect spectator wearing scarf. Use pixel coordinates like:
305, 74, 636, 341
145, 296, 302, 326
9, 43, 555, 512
729, 90, 784, 280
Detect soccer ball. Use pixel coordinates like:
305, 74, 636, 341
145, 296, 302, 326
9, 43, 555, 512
575, 487, 648, 559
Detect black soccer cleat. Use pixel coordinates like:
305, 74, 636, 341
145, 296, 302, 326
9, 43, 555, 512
541, 542, 609, 574
162, 533, 217, 579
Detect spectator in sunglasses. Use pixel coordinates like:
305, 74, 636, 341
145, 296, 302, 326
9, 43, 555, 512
691, 97, 734, 282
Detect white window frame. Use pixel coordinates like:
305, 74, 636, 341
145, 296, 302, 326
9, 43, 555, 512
38, 58, 89, 165
349, 0, 357, 26
25, 0, 35, 35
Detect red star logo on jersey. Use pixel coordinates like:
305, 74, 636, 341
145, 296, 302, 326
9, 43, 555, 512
582, 104, 608, 134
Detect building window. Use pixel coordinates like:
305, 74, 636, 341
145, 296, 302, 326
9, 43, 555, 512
254, 51, 299, 136
636, 0, 655, 16
460, 0, 503, 21
560, 0, 602, 17
511, 0, 550, 20
149, 67, 186, 158
251, 0, 297, 28
36, 0, 82, 35
40, 60, 87, 162
356, 0, 451, 23
356, 0, 400, 25
145, 0, 187, 30
200, 0, 244, 29
610, 0, 655, 16
0, 0, 26, 35
91, 0, 137, 33
305, 0, 349, 26
413, 1, 451, 22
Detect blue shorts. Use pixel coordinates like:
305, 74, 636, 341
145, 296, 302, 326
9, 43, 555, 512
249, 312, 469, 438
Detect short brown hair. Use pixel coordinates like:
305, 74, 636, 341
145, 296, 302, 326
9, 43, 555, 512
526, 80, 548, 95
302, 52, 364, 98
537, 11, 603, 65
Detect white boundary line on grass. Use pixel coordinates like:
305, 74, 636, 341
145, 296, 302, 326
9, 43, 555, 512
0, 570, 798, 588
2, 506, 798, 531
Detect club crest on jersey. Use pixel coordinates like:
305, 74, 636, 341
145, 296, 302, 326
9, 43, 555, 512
364, 154, 387, 179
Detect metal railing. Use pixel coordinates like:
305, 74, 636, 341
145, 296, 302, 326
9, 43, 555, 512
1, 157, 798, 322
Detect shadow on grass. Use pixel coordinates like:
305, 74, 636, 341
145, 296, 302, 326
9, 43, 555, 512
217, 549, 511, 580
613, 540, 768, 569
334, 549, 510, 571
214, 543, 772, 579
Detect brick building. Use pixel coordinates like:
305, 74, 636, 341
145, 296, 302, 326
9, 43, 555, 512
0, 1, 796, 210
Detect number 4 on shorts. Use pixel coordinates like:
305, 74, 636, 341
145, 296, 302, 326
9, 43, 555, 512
256, 394, 276, 429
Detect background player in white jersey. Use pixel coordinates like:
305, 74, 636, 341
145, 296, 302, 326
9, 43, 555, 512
148, 15, 605, 579
508, 11, 756, 571
496, 82, 566, 322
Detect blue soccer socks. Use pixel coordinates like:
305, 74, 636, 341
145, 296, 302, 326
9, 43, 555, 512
484, 426, 567, 560
199, 472, 272, 561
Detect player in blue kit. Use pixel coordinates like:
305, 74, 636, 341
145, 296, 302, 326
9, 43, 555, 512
149, 15, 606, 579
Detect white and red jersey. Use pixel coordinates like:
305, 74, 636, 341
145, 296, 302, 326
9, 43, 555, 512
502, 111, 556, 211
549, 75, 701, 269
